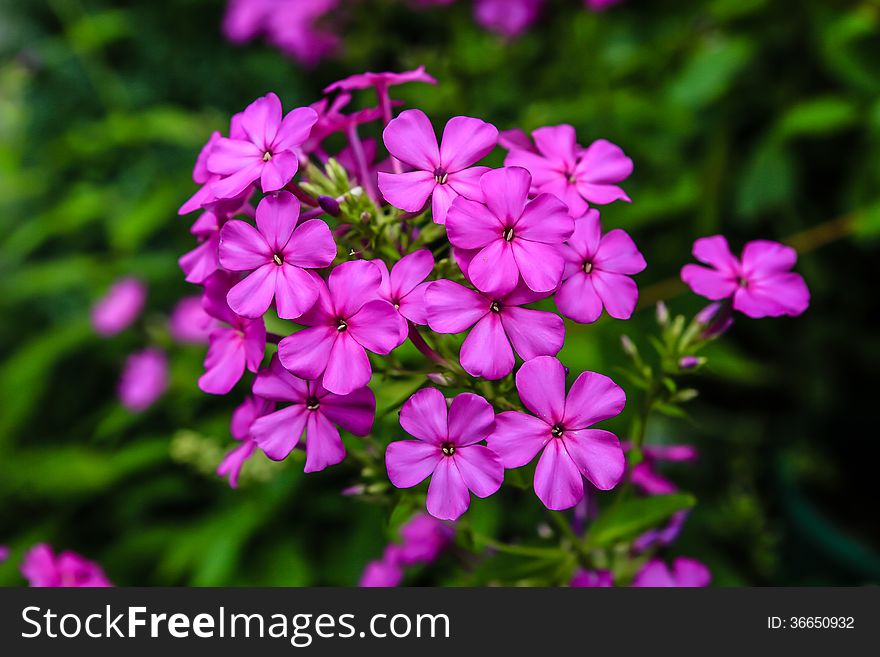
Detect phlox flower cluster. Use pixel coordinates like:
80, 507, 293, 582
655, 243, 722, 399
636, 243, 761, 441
359, 514, 455, 587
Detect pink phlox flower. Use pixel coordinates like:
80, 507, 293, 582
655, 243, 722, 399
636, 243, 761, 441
265, 0, 340, 68
585, 0, 624, 11
425, 278, 564, 380
570, 569, 613, 587
680, 236, 810, 318
396, 513, 454, 565
249, 355, 375, 472
198, 271, 267, 395
445, 166, 573, 295
378, 109, 499, 225
372, 250, 435, 342
216, 394, 277, 488
324, 66, 437, 95
21, 544, 112, 587
207, 92, 318, 200
169, 295, 219, 344
625, 442, 697, 496
218, 191, 336, 319
556, 209, 646, 323
91, 277, 147, 336
385, 388, 504, 521
474, 0, 542, 38
632, 510, 689, 553
359, 548, 404, 587
632, 557, 711, 587
488, 356, 626, 510
505, 124, 632, 216
179, 199, 254, 285
222, 0, 273, 43
277, 260, 404, 395
118, 348, 168, 412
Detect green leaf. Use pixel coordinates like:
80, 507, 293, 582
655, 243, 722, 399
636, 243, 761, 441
588, 493, 696, 547
736, 141, 794, 220
774, 97, 858, 140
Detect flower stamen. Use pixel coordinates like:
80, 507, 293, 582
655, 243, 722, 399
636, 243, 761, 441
262, 151, 273, 162
503, 228, 515, 242
433, 167, 448, 185
551, 424, 564, 438
441, 442, 456, 456
273, 253, 283, 266
336, 319, 348, 332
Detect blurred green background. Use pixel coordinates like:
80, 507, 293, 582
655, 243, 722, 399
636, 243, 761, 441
1, 0, 878, 586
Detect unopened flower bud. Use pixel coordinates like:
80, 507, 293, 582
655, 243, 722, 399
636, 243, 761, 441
679, 356, 701, 370
427, 372, 453, 386
620, 335, 638, 358
656, 301, 669, 326
674, 388, 699, 402
360, 211, 372, 223
317, 195, 340, 217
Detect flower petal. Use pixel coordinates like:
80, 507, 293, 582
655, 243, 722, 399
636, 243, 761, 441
328, 260, 382, 317
259, 151, 299, 192
425, 280, 488, 333
277, 326, 336, 380
426, 457, 471, 520
511, 239, 565, 293
563, 370, 626, 429
239, 92, 282, 150
501, 306, 565, 361
590, 270, 639, 320
482, 167, 531, 223
390, 250, 435, 299
487, 411, 550, 468
445, 196, 504, 250
533, 125, 578, 171
594, 228, 646, 275
514, 193, 573, 243
250, 405, 308, 461
382, 109, 440, 170
680, 264, 738, 300
515, 355, 566, 424
468, 240, 520, 296
460, 314, 515, 380
255, 191, 299, 253
304, 411, 346, 472
252, 355, 308, 403
386, 440, 442, 488
400, 387, 448, 445
555, 273, 603, 324
199, 330, 245, 395
226, 264, 278, 318
740, 240, 797, 278
439, 116, 498, 172
447, 393, 495, 446
348, 300, 404, 354
454, 445, 503, 497
563, 429, 625, 490
274, 264, 320, 320
446, 166, 490, 202
692, 235, 740, 274
576, 139, 632, 185
378, 170, 436, 213
322, 333, 372, 394
431, 183, 458, 226
219, 219, 270, 271
274, 106, 319, 152
534, 439, 584, 510
565, 209, 602, 261
733, 273, 810, 318
319, 386, 376, 436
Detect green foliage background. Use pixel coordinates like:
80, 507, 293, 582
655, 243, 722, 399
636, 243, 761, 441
0, 0, 878, 586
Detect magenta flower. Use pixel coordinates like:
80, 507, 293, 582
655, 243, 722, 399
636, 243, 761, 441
474, 0, 542, 38
250, 355, 375, 472
21, 544, 111, 587
198, 272, 267, 395
373, 250, 434, 341
681, 236, 810, 318
632, 557, 711, 587
277, 260, 403, 395
570, 570, 613, 587
585, 0, 623, 10
488, 356, 626, 510
91, 277, 146, 336
505, 125, 632, 216
324, 66, 437, 95
378, 110, 498, 225
265, 0, 339, 68
446, 167, 573, 295
396, 514, 454, 565
633, 511, 689, 553
0, 545, 9, 563
556, 209, 646, 323
218, 191, 336, 319
630, 443, 697, 496
207, 93, 318, 199
118, 348, 168, 412
216, 395, 276, 488
222, 0, 272, 42
359, 551, 404, 588
170, 295, 218, 344
179, 209, 226, 285
425, 279, 564, 379
385, 388, 503, 520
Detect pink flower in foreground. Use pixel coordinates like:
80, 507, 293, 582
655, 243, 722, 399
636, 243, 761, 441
557, 209, 646, 323
505, 125, 632, 216
199, 272, 267, 395
474, 0, 542, 38
170, 295, 217, 344
21, 544, 111, 587
216, 394, 276, 488
277, 260, 403, 395
373, 250, 434, 341
426, 279, 564, 379
207, 93, 318, 199
118, 348, 168, 412
250, 355, 375, 472
385, 388, 503, 520
91, 278, 146, 336
680, 236, 810, 318
571, 569, 613, 587
446, 167, 573, 295
378, 109, 498, 224
488, 356, 626, 510
632, 557, 711, 587
324, 66, 437, 95
218, 191, 336, 319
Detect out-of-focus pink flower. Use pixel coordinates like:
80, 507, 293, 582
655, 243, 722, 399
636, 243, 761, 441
570, 569, 613, 587
397, 514, 454, 565
250, 355, 375, 472
359, 550, 404, 587
425, 279, 564, 380
556, 209, 646, 324
218, 191, 336, 319
632, 557, 711, 587
277, 261, 404, 395
474, 0, 543, 38
118, 348, 168, 412
373, 250, 435, 341
378, 109, 498, 225
385, 388, 503, 521
222, 0, 273, 43
630, 443, 697, 496
217, 395, 276, 488
505, 125, 632, 216
585, 0, 624, 11
91, 278, 146, 336
21, 544, 112, 587
695, 302, 734, 338
681, 236, 810, 318
446, 167, 573, 295
488, 356, 626, 510
207, 93, 318, 199
170, 296, 217, 344
267, 0, 340, 68
0, 546, 8, 563
632, 510, 689, 553
198, 272, 267, 395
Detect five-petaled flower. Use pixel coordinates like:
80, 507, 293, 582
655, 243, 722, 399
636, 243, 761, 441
488, 356, 626, 510
680, 236, 809, 318
378, 109, 498, 224
219, 191, 336, 319
425, 279, 564, 379
207, 93, 318, 200
556, 209, 646, 323
446, 166, 573, 295
278, 260, 404, 395
373, 249, 435, 341
250, 355, 375, 472
385, 388, 504, 520
505, 125, 632, 216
